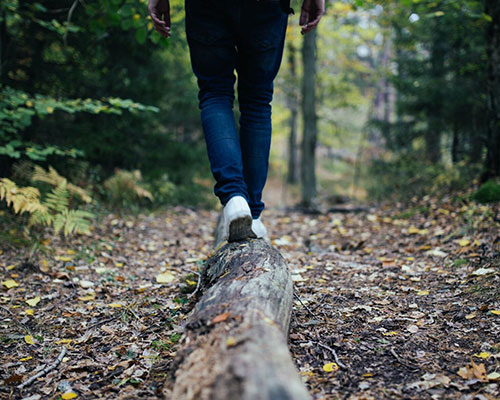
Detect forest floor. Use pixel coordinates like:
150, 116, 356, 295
1, 193, 499, 399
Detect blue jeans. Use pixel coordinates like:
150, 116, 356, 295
185, 0, 288, 219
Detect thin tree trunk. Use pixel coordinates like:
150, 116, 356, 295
287, 42, 299, 184
301, 29, 318, 207
426, 14, 444, 164
484, 0, 500, 179
452, 124, 460, 164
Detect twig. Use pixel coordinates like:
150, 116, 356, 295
0, 305, 30, 334
389, 348, 419, 371
63, 0, 83, 45
86, 314, 121, 330
313, 341, 347, 370
293, 292, 320, 319
188, 271, 202, 300
17, 347, 67, 389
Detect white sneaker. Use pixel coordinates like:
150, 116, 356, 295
251, 217, 270, 243
223, 196, 256, 242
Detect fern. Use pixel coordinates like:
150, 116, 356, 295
103, 169, 154, 205
0, 178, 47, 214
32, 165, 92, 203
1, 175, 94, 237
44, 181, 70, 214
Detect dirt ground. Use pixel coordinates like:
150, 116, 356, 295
1, 196, 499, 399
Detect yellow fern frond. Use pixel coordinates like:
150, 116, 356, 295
32, 165, 92, 203
0, 178, 45, 215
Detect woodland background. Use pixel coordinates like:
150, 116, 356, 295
1, 1, 500, 399
1, 0, 499, 231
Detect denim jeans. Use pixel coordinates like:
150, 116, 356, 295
185, 0, 288, 219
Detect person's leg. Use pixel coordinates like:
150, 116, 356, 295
236, 2, 288, 219
185, 0, 249, 207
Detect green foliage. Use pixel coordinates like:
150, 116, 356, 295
0, 86, 158, 162
366, 155, 481, 201
472, 180, 500, 203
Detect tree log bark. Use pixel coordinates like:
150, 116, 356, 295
171, 239, 310, 400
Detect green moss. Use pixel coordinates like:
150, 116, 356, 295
473, 180, 500, 203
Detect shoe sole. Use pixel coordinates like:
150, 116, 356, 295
228, 215, 257, 242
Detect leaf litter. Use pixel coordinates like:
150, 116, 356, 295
0, 198, 498, 399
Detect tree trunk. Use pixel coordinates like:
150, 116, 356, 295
170, 239, 310, 400
484, 0, 500, 179
287, 42, 299, 185
301, 29, 318, 207
426, 15, 444, 164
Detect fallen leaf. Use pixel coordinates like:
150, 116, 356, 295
487, 371, 500, 381
40, 259, 49, 273
61, 392, 78, 399
458, 238, 470, 247
417, 290, 429, 296
24, 335, 35, 345
78, 295, 95, 301
108, 303, 122, 308
491, 310, 500, 315
2, 279, 19, 289
472, 268, 495, 276
473, 352, 490, 359
56, 339, 72, 345
25, 309, 34, 316
25, 296, 41, 307
470, 358, 487, 381
323, 362, 339, 372
55, 256, 73, 262
101, 326, 115, 334
156, 271, 175, 284
20, 356, 32, 362
211, 312, 231, 324
226, 337, 237, 347
4, 374, 23, 384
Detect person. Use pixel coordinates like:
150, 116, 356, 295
148, 0, 324, 243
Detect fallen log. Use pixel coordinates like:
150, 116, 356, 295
171, 238, 310, 400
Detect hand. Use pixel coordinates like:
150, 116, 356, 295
148, 0, 171, 38
299, 0, 325, 35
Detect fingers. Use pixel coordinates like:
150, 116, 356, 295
301, 14, 321, 34
299, 7, 309, 26
148, 7, 171, 38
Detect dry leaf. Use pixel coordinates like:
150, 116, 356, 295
472, 268, 495, 276
323, 362, 339, 372
211, 312, 231, 324
25, 296, 41, 307
458, 238, 470, 247
24, 335, 35, 345
156, 271, 175, 284
487, 372, 500, 381
2, 279, 19, 289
